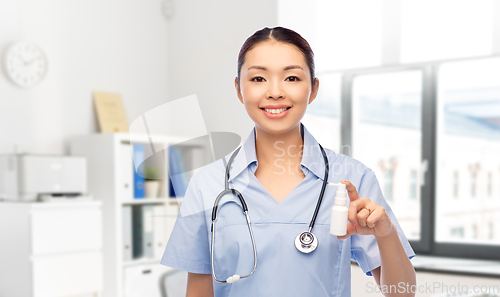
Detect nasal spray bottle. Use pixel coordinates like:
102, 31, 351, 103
328, 183, 349, 236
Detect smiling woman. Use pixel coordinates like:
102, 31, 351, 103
160, 26, 416, 297
235, 38, 318, 138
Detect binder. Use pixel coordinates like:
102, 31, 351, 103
142, 205, 154, 258
122, 205, 133, 261
120, 143, 134, 201
168, 147, 188, 197
133, 144, 145, 199
168, 178, 176, 198
132, 205, 142, 258
132, 205, 154, 259
152, 205, 166, 260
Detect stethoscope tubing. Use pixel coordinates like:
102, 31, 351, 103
210, 126, 329, 282
307, 142, 329, 232
211, 146, 257, 283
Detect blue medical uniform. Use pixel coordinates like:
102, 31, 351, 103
161, 122, 415, 297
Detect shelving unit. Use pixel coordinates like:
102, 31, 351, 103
69, 132, 209, 297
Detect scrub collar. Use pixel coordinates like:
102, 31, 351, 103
227, 122, 327, 182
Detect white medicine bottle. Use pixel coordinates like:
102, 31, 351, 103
329, 183, 349, 236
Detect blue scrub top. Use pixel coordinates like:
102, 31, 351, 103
161, 122, 415, 297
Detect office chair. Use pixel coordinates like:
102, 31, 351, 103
159, 269, 188, 297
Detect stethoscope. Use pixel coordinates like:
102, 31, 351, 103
210, 124, 330, 284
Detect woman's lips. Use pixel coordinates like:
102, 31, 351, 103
260, 107, 291, 119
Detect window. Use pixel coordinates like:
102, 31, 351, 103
350, 70, 423, 241
436, 58, 500, 247
301, 73, 342, 153
343, 58, 500, 258
409, 170, 417, 200
280, 0, 500, 261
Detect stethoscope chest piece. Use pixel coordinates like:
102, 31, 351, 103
294, 231, 318, 253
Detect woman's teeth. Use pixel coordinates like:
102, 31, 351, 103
263, 107, 289, 114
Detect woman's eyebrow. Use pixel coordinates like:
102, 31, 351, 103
247, 65, 304, 71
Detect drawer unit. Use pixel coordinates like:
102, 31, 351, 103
0, 201, 103, 297
31, 207, 101, 255
32, 251, 102, 297
123, 264, 169, 297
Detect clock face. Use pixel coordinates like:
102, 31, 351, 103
4, 42, 48, 88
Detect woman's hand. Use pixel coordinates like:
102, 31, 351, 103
336, 180, 394, 240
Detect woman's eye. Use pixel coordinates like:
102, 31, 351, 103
286, 76, 300, 82
251, 77, 265, 82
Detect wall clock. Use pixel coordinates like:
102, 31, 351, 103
162, 0, 174, 20
4, 42, 48, 88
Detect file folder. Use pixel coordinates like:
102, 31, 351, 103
120, 143, 134, 201
132, 205, 154, 259
122, 205, 133, 261
152, 205, 166, 259
133, 144, 145, 199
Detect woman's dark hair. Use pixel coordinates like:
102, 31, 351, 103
236, 26, 315, 88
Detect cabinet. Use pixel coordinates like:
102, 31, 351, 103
69, 133, 208, 297
0, 201, 103, 297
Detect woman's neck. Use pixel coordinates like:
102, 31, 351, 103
254, 124, 304, 175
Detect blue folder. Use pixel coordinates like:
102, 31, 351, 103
133, 144, 145, 199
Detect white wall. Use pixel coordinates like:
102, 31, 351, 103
0, 0, 279, 156
0, 0, 169, 155
166, 0, 278, 142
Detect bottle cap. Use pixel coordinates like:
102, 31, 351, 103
328, 182, 348, 205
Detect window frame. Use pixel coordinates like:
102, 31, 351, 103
336, 56, 500, 261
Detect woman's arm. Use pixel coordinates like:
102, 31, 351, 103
338, 180, 416, 297
186, 273, 214, 297
372, 223, 417, 297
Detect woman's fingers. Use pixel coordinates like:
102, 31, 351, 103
341, 180, 359, 201
357, 201, 378, 227
336, 221, 357, 239
348, 197, 371, 226
366, 206, 384, 228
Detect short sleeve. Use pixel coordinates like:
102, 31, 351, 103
350, 168, 416, 276
160, 177, 211, 274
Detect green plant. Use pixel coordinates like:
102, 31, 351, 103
144, 165, 159, 181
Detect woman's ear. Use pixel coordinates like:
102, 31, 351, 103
235, 77, 244, 104
308, 77, 320, 104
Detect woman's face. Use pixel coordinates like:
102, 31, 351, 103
235, 40, 319, 135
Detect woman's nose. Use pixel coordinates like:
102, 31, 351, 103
266, 81, 285, 100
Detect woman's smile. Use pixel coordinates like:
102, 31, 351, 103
260, 105, 292, 118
